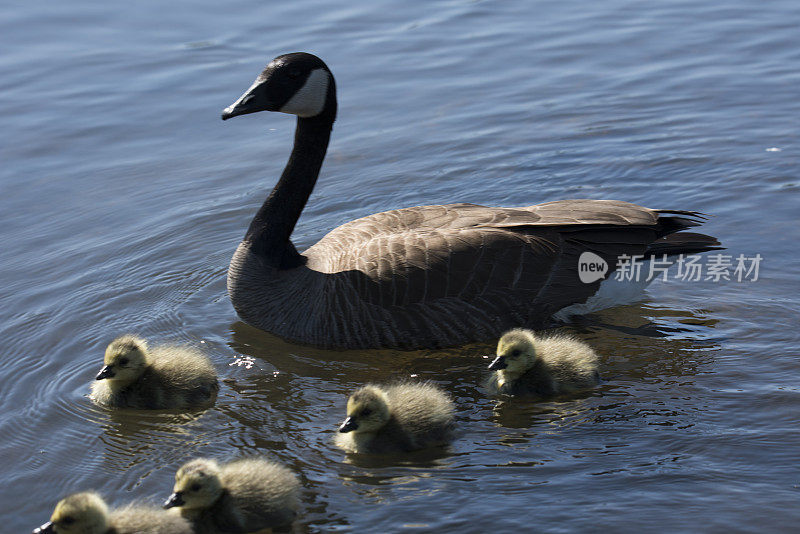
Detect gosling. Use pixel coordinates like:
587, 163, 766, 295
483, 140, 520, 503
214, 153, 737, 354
163, 457, 299, 533
487, 328, 600, 396
335, 382, 455, 454
90, 335, 219, 409
33, 491, 192, 534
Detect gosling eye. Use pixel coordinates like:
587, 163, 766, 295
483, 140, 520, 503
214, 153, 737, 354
511, 349, 521, 357
361, 408, 372, 417
62, 516, 75, 525
119, 357, 129, 365
190, 483, 201, 492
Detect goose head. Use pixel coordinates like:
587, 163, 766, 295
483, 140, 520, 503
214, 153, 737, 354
488, 329, 538, 382
164, 458, 223, 511
95, 335, 148, 385
338, 385, 391, 434
222, 52, 336, 121
34, 492, 109, 534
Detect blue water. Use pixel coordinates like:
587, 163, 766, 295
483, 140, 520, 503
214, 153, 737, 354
2, 0, 799, 531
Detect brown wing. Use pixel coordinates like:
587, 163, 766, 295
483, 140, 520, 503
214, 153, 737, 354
299, 199, 704, 347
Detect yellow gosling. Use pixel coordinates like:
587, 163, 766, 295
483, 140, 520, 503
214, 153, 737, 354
163, 457, 299, 533
335, 382, 455, 454
90, 335, 218, 409
33, 492, 192, 534
488, 328, 600, 396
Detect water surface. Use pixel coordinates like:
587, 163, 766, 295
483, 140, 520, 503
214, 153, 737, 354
1, 0, 799, 531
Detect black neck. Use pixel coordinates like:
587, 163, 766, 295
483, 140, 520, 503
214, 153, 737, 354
245, 114, 333, 268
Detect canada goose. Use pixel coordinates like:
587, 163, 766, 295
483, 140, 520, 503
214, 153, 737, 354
487, 328, 600, 396
163, 457, 299, 533
90, 335, 219, 409
222, 52, 722, 350
335, 383, 455, 454
33, 492, 192, 534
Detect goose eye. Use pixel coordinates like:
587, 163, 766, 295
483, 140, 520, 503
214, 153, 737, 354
191, 483, 201, 492
361, 408, 372, 417
119, 357, 129, 365
287, 69, 301, 79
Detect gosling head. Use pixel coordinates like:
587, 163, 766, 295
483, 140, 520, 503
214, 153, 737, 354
488, 329, 538, 380
163, 458, 223, 511
222, 52, 336, 122
33, 492, 109, 534
95, 335, 148, 385
338, 386, 391, 434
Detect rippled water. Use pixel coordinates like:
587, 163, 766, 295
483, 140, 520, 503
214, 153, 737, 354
2, 0, 799, 531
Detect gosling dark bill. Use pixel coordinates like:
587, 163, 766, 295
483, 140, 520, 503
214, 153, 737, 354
95, 365, 114, 380
32, 521, 54, 534
163, 492, 184, 509
338, 416, 358, 433
487, 356, 507, 370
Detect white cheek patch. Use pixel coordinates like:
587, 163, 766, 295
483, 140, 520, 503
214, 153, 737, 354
280, 68, 329, 117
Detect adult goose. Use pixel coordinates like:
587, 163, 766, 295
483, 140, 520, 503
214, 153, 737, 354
221, 52, 721, 350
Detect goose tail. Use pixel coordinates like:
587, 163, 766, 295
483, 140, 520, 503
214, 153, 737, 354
646, 231, 724, 256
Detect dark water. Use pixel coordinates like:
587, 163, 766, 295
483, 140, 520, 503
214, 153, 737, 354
2, 0, 799, 531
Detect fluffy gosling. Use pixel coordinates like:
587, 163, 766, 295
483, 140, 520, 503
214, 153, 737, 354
487, 328, 600, 396
335, 382, 455, 454
90, 335, 219, 409
33, 491, 192, 534
163, 457, 299, 533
